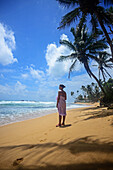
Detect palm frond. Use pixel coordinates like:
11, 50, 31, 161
87, 40, 108, 51
58, 7, 81, 29
60, 39, 76, 51
86, 54, 99, 62
68, 59, 77, 78
96, 6, 113, 25
90, 14, 99, 34
57, 53, 78, 62
84, 61, 92, 77
104, 0, 113, 5
57, 55, 71, 62
56, 0, 78, 7
104, 68, 112, 77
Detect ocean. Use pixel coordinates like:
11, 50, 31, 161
0, 101, 88, 126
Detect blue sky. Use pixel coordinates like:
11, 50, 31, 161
0, 0, 112, 102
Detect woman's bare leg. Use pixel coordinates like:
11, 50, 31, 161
59, 115, 62, 125
62, 116, 66, 125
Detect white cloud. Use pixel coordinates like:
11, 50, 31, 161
45, 34, 83, 77
60, 34, 69, 41
0, 84, 12, 95
21, 66, 45, 80
30, 67, 45, 79
0, 74, 4, 78
0, 23, 17, 65
14, 81, 27, 93
0, 81, 27, 99
21, 73, 29, 79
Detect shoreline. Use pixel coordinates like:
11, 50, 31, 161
0, 104, 113, 169
0, 103, 92, 128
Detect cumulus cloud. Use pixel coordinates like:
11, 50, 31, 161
30, 67, 45, 79
21, 73, 29, 79
60, 34, 69, 41
21, 65, 45, 80
45, 34, 83, 77
0, 81, 27, 99
14, 81, 27, 93
0, 23, 17, 65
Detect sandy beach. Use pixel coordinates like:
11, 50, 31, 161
0, 104, 113, 170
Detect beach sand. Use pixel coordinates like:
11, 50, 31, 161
0, 104, 113, 170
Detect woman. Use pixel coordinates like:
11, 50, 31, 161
56, 84, 67, 127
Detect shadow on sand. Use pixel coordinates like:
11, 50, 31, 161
83, 110, 113, 121
5, 161, 113, 170
60, 124, 72, 128
0, 136, 113, 170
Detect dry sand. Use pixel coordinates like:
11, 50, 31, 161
0, 104, 113, 170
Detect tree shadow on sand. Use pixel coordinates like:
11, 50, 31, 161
81, 106, 101, 111
0, 136, 113, 170
83, 110, 113, 121
8, 161, 113, 170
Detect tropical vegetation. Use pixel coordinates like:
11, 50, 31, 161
100, 78, 113, 106
71, 79, 113, 105
57, 20, 111, 95
56, 0, 113, 61
75, 82, 100, 102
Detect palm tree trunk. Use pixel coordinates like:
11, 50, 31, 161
94, 11, 113, 61
98, 66, 100, 80
84, 62, 106, 95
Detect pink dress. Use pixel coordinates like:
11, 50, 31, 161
58, 95, 66, 116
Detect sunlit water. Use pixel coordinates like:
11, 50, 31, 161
0, 101, 89, 126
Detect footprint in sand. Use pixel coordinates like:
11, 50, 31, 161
40, 139, 47, 142
13, 158, 23, 166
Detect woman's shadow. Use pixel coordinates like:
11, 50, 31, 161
60, 124, 72, 128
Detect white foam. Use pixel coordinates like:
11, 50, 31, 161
0, 101, 89, 126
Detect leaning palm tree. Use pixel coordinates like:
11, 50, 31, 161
57, 22, 109, 95
56, 0, 113, 61
96, 51, 113, 81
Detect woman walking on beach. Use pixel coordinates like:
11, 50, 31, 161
56, 84, 67, 127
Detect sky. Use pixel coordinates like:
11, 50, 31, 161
0, 0, 113, 102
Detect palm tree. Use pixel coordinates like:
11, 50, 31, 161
96, 51, 113, 81
104, 0, 113, 5
56, 0, 113, 60
57, 22, 109, 95
80, 83, 101, 101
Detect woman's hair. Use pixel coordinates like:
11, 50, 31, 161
60, 84, 65, 89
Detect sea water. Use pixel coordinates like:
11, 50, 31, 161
0, 101, 88, 126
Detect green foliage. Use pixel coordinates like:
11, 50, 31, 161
96, 51, 113, 82
57, 20, 110, 94
80, 82, 101, 102
77, 94, 83, 100
57, 0, 113, 61
71, 91, 74, 96
57, 0, 113, 31
100, 78, 113, 105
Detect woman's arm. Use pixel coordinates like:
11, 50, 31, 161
65, 92, 67, 100
56, 91, 60, 108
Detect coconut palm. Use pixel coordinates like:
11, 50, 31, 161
80, 83, 101, 102
56, 0, 113, 60
57, 22, 109, 94
96, 51, 113, 81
